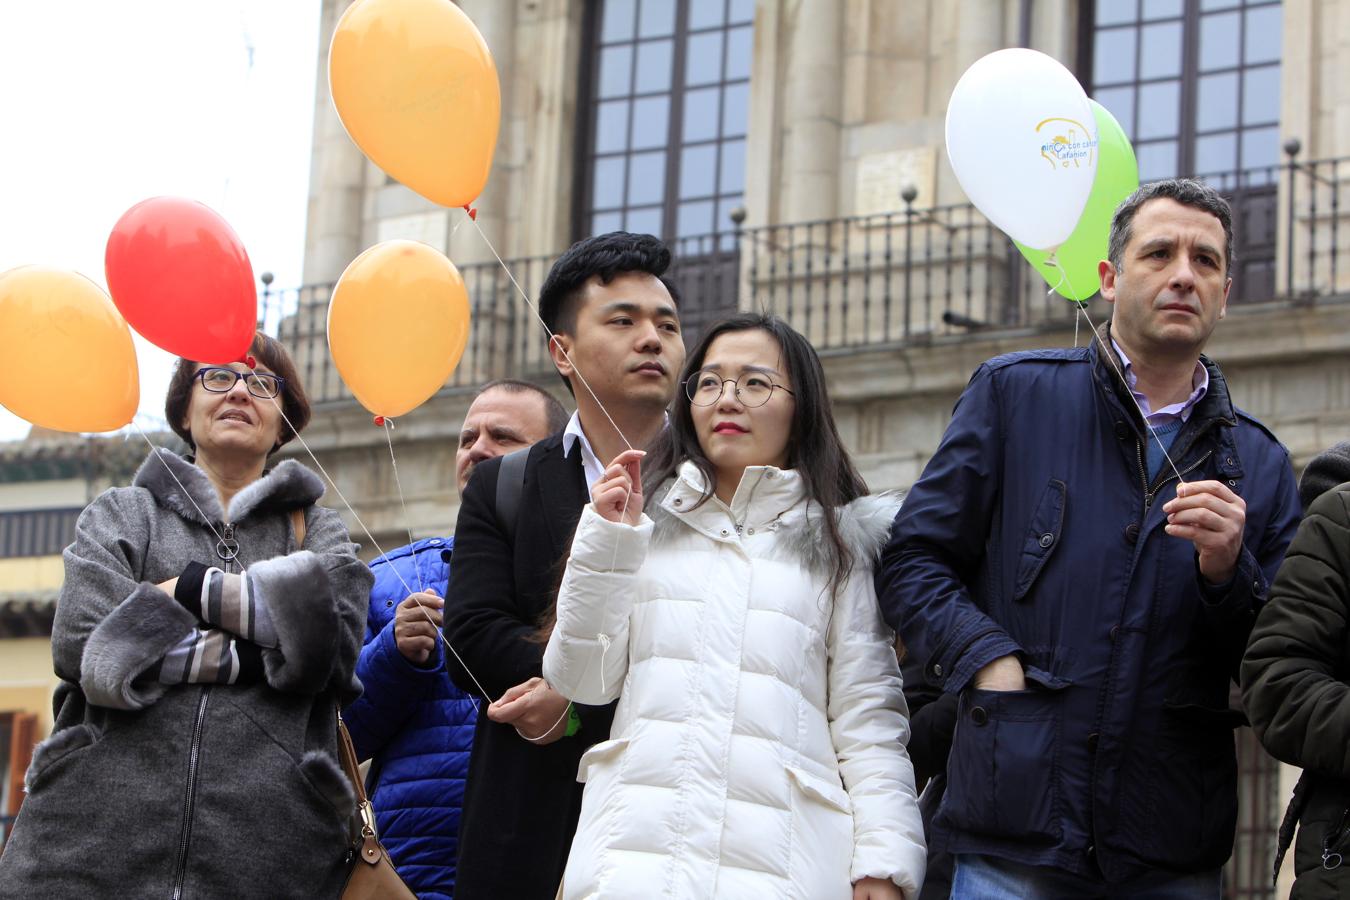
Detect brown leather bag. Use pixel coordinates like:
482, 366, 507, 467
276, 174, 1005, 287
291, 509, 415, 900
336, 711, 416, 900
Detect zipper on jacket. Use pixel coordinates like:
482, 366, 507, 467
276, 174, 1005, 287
1135, 435, 1215, 510
1147, 450, 1214, 507
171, 685, 212, 898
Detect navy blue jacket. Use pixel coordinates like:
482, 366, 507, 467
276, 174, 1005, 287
876, 336, 1301, 881
344, 537, 477, 900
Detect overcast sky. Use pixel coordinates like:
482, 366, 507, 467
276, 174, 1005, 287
0, 0, 321, 441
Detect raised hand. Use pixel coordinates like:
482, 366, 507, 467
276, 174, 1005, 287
1163, 480, 1246, 585
394, 589, 444, 665
592, 449, 645, 526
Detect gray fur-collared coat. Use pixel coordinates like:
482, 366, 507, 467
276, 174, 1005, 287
0, 449, 373, 899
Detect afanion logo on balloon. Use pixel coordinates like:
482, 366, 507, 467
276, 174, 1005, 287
1036, 117, 1097, 170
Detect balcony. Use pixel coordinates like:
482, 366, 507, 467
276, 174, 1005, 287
260, 154, 1348, 407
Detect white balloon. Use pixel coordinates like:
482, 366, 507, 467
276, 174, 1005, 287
946, 48, 1097, 251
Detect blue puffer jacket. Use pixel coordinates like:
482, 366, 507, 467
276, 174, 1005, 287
876, 336, 1302, 882
344, 537, 477, 900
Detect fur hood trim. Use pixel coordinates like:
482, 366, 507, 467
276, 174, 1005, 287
133, 449, 324, 526
649, 481, 903, 579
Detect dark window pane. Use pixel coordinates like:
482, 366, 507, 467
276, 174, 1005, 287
592, 211, 624, 235
1199, 11, 1240, 72
725, 25, 753, 80
719, 138, 747, 194
638, 0, 676, 37
678, 200, 716, 237
635, 39, 673, 93
631, 95, 671, 149
1244, 5, 1282, 65
596, 100, 630, 153
1136, 81, 1180, 139
1241, 126, 1279, 170
722, 82, 749, 137
728, 0, 754, 22
1142, 0, 1182, 18
683, 87, 720, 142
1140, 22, 1182, 79
680, 144, 718, 198
603, 0, 637, 43
1195, 132, 1237, 175
686, 30, 725, 86
1136, 140, 1178, 180
599, 45, 633, 99
1096, 0, 1138, 26
625, 205, 663, 236
1094, 27, 1137, 85
688, 0, 725, 30
1242, 65, 1280, 125
628, 150, 667, 205
592, 156, 627, 208
1094, 87, 1137, 141
1196, 72, 1239, 132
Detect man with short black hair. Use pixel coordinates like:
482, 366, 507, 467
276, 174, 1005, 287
445, 231, 685, 899
877, 179, 1302, 897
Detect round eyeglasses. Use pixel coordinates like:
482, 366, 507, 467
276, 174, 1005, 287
195, 367, 285, 400
684, 371, 794, 408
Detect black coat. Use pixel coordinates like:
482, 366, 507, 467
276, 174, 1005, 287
1243, 480, 1350, 898
444, 433, 616, 900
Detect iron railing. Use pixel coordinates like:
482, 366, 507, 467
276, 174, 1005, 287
258, 153, 1346, 406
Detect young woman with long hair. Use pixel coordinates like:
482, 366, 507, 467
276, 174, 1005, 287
534, 313, 925, 899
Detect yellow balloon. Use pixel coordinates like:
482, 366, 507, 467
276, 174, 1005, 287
0, 266, 139, 432
328, 241, 471, 418
329, 0, 501, 208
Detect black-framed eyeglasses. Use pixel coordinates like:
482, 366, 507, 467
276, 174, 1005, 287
684, 370, 794, 408
194, 367, 285, 400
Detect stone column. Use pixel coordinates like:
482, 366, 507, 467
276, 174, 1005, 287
779, 0, 844, 224
302, 0, 368, 286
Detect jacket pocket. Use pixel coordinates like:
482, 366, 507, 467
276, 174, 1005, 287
1013, 479, 1066, 602
24, 723, 101, 792
577, 736, 630, 783
1143, 703, 1240, 868
786, 765, 852, 814
937, 678, 1071, 845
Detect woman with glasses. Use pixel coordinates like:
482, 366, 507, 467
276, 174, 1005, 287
534, 314, 926, 899
0, 333, 373, 898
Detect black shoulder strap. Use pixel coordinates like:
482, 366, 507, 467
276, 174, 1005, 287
494, 447, 530, 544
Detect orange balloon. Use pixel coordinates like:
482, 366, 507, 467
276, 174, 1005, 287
0, 267, 139, 432
328, 241, 471, 418
329, 0, 501, 208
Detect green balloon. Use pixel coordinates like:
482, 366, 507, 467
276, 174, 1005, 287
1016, 100, 1139, 302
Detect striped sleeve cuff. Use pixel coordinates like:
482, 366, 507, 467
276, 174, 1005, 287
153, 628, 266, 686
176, 564, 278, 649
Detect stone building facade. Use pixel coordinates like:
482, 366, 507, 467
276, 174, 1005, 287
283, 1, 1350, 895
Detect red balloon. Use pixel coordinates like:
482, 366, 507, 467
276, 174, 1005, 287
105, 197, 256, 363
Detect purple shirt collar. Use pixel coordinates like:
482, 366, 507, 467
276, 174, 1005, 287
1110, 338, 1208, 425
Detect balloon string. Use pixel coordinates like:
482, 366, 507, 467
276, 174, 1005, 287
382, 418, 425, 593
463, 211, 636, 454
1072, 303, 1186, 485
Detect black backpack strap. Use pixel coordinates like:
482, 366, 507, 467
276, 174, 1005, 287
494, 447, 530, 544
1273, 770, 1312, 884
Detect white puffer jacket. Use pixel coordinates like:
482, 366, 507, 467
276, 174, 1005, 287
543, 463, 926, 899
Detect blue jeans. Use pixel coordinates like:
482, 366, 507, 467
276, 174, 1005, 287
951, 854, 1222, 900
